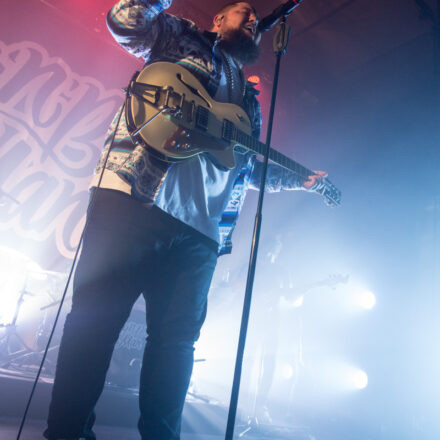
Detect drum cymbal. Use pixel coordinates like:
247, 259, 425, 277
0, 246, 43, 276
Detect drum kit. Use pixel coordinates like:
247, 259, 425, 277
0, 246, 69, 376
0, 187, 73, 376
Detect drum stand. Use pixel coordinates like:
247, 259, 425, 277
0, 281, 57, 374
0, 282, 36, 367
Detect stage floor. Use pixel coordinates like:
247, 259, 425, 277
0, 417, 285, 440
0, 418, 230, 440
0, 370, 283, 440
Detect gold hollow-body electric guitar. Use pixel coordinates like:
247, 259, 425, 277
125, 62, 341, 206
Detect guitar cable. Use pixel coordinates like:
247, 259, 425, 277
16, 97, 127, 440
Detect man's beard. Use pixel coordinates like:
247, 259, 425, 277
218, 28, 260, 65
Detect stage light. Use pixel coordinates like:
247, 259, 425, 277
315, 361, 369, 393
280, 363, 294, 379
351, 369, 368, 389
247, 75, 260, 85
356, 289, 376, 310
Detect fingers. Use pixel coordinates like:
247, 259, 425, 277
303, 176, 317, 189
304, 172, 327, 192
312, 170, 328, 178
302, 170, 328, 191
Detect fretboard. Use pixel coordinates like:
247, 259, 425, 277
233, 128, 312, 179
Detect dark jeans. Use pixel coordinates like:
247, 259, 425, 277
44, 188, 218, 440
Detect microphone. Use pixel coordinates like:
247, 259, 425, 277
257, 0, 303, 33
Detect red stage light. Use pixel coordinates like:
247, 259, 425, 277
247, 75, 260, 85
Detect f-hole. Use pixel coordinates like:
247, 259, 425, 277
176, 73, 212, 108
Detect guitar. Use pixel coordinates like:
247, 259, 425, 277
278, 273, 350, 308
125, 62, 341, 206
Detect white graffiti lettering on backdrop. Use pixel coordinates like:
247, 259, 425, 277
0, 40, 123, 260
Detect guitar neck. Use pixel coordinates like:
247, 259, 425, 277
233, 128, 312, 180
223, 119, 340, 207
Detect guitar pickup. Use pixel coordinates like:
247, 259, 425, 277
195, 106, 209, 131
222, 119, 235, 142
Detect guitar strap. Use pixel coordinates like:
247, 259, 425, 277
219, 49, 245, 105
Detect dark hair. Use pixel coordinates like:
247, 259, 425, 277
216, 2, 259, 20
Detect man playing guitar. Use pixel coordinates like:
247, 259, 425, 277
44, 2, 329, 439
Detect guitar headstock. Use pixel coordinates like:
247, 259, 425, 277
318, 178, 341, 207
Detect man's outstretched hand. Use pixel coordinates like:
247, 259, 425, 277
302, 170, 328, 191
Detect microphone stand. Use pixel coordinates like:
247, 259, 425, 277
414, 0, 440, 104
224, 15, 292, 440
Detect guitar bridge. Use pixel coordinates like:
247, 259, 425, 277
128, 81, 160, 105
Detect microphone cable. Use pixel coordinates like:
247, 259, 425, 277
15, 96, 127, 440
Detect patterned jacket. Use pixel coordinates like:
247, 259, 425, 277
97, 0, 304, 255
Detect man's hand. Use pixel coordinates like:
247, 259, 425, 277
302, 170, 327, 191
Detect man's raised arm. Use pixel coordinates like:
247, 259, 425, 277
107, 0, 186, 60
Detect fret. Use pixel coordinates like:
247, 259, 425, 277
252, 137, 258, 154
256, 139, 264, 155
232, 127, 312, 179
277, 151, 285, 168
234, 127, 238, 143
